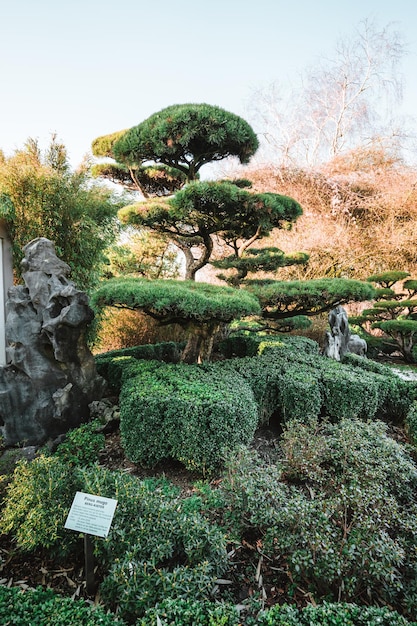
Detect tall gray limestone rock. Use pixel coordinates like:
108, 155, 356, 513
0, 238, 105, 446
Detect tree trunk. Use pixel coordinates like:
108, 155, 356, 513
181, 323, 220, 364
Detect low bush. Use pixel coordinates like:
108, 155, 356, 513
120, 364, 258, 473
95, 341, 184, 386
0, 460, 228, 580
138, 597, 239, 625
51, 420, 105, 467
0, 586, 125, 626
101, 560, 218, 624
218, 418, 417, 613
255, 602, 416, 625
0, 455, 81, 556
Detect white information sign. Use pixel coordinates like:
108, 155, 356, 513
65, 491, 118, 538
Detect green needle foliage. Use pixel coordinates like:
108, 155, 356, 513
119, 180, 303, 279
245, 277, 376, 321
111, 103, 259, 182
352, 271, 417, 361
91, 278, 261, 362
213, 247, 309, 286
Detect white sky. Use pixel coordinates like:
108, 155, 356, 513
1, 0, 417, 168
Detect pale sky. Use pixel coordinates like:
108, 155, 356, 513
1, 0, 416, 168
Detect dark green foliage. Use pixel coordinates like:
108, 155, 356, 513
355, 272, 417, 361
320, 360, 382, 419
373, 319, 417, 362
51, 420, 105, 467
256, 602, 416, 625
404, 279, 417, 297
367, 270, 410, 288
112, 103, 259, 181
0, 460, 228, 622
342, 351, 397, 375
138, 598, 239, 626
118, 181, 304, 280
213, 247, 309, 285
95, 341, 183, 386
220, 419, 417, 611
101, 561, 218, 624
246, 277, 376, 320
0, 586, 126, 626
91, 278, 261, 362
119, 363, 258, 472
406, 401, 417, 447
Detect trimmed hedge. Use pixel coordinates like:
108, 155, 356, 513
0, 586, 125, 626
120, 363, 258, 473
256, 602, 416, 625
97, 336, 417, 473
95, 341, 184, 386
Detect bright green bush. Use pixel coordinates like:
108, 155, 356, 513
0, 586, 125, 626
219, 419, 417, 611
0, 455, 81, 555
0, 460, 227, 578
256, 601, 416, 625
120, 364, 258, 473
138, 598, 239, 625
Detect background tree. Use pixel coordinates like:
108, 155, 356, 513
105, 231, 180, 280
0, 136, 122, 289
119, 180, 303, 280
251, 20, 406, 167
91, 278, 261, 363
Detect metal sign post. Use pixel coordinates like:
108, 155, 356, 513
65, 491, 118, 596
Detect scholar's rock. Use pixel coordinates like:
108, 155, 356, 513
0, 238, 105, 446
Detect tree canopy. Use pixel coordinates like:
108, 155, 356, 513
119, 180, 303, 279
112, 103, 259, 182
245, 278, 376, 322
91, 277, 261, 363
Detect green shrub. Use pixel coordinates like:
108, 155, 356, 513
120, 364, 258, 473
0, 460, 227, 578
219, 419, 417, 610
320, 360, 382, 419
218, 333, 260, 358
80, 467, 228, 570
138, 598, 239, 625
256, 601, 416, 625
0, 586, 125, 626
0, 455, 81, 556
278, 364, 322, 420
406, 401, 417, 447
101, 560, 218, 624
51, 420, 105, 466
